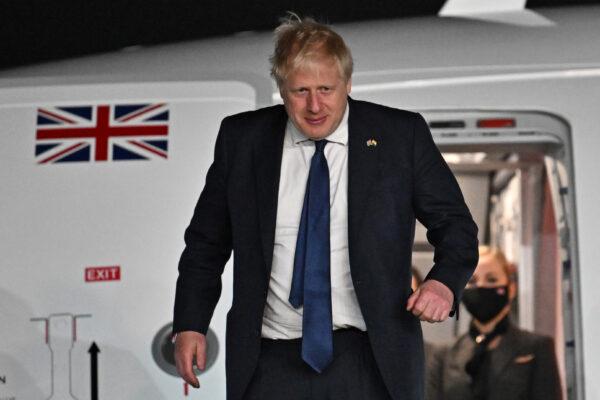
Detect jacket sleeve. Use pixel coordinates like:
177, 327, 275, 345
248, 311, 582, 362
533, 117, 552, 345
411, 112, 479, 315
173, 117, 233, 335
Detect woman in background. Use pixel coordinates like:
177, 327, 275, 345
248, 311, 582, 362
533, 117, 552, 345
428, 246, 562, 400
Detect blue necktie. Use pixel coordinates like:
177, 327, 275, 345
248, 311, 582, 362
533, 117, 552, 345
289, 139, 333, 373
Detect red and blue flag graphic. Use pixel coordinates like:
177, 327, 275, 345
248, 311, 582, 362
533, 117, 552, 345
35, 103, 169, 163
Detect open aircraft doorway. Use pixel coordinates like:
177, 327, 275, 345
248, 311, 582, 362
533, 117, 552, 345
412, 110, 581, 399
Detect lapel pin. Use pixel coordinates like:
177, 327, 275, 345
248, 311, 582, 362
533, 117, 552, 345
366, 139, 378, 147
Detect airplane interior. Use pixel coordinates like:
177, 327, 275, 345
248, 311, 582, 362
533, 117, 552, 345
413, 110, 576, 397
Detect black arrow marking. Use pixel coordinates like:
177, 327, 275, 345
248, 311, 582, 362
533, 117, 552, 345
88, 342, 100, 400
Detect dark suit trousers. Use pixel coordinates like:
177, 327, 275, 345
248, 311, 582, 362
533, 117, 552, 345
242, 328, 393, 400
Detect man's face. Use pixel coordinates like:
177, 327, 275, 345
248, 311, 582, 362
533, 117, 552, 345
279, 58, 351, 140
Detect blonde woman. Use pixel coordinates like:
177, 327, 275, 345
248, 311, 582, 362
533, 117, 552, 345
428, 246, 561, 400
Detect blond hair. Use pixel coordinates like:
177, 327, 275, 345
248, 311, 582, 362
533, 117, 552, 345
270, 14, 353, 87
479, 245, 517, 282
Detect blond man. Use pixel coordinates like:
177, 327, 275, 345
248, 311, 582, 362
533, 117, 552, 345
174, 17, 478, 400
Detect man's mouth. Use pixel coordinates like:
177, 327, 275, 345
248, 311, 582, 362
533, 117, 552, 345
305, 116, 327, 125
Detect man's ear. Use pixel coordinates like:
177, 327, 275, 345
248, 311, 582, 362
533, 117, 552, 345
346, 78, 352, 94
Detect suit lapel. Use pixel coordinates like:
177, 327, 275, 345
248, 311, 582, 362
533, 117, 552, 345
347, 98, 381, 259
254, 106, 288, 278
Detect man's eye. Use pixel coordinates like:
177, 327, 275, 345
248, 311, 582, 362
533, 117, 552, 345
320, 87, 331, 92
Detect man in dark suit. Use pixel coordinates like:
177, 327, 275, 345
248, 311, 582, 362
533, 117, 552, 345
173, 17, 478, 400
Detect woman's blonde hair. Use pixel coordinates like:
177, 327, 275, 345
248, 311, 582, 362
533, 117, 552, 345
479, 245, 517, 282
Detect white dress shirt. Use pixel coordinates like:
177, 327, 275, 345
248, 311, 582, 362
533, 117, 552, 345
261, 104, 367, 339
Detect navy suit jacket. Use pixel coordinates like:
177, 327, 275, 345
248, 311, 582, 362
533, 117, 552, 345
174, 98, 479, 400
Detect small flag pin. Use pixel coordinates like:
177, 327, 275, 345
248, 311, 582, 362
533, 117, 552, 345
366, 139, 378, 147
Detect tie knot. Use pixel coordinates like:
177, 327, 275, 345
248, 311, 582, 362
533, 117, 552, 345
314, 140, 327, 153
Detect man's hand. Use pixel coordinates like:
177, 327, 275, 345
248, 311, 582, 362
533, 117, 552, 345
406, 279, 454, 323
174, 331, 206, 388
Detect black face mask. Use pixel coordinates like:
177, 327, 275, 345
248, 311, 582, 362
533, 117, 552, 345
462, 286, 509, 322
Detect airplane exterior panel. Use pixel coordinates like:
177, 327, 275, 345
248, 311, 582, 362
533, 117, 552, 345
0, 81, 255, 400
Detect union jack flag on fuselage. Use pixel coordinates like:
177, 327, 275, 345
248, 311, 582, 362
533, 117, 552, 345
35, 103, 169, 164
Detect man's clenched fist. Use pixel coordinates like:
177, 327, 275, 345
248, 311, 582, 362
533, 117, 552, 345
406, 279, 454, 323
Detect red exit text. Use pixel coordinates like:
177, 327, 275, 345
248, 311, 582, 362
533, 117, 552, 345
85, 266, 121, 282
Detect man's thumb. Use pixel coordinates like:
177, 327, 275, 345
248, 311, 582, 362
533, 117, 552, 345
406, 288, 420, 310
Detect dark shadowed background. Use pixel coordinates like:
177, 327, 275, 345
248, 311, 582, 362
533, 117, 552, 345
1, 0, 599, 70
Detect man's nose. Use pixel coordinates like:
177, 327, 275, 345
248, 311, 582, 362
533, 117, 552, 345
307, 92, 321, 113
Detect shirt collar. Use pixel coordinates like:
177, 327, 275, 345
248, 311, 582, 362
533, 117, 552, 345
289, 102, 349, 146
